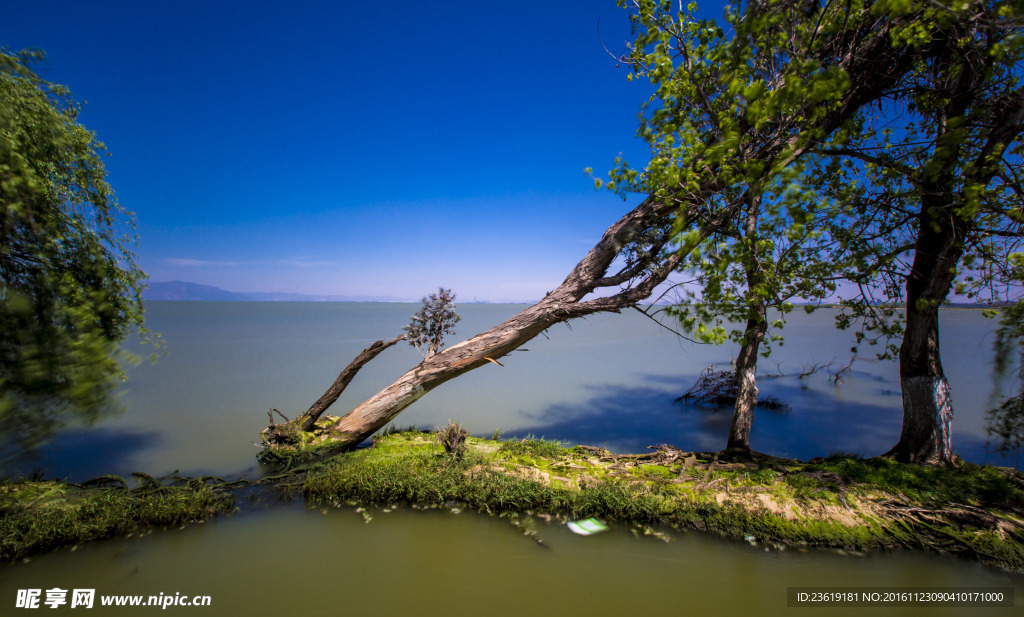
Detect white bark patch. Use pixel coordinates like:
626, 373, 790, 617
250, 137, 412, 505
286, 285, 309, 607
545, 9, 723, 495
728, 366, 759, 448
737, 366, 758, 400
900, 375, 954, 462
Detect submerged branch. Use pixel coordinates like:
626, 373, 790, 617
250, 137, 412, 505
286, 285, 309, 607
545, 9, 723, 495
676, 366, 790, 410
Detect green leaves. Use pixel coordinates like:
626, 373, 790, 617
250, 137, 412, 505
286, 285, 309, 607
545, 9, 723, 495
1, 49, 149, 447
607, 0, 879, 204
403, 288, 461, 359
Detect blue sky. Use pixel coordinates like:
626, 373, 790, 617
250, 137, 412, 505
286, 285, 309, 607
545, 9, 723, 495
4, 1, 735, 301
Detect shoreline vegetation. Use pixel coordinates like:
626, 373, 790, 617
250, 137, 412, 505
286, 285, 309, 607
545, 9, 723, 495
4, 425, 1023, 574
0, 474, 234, 562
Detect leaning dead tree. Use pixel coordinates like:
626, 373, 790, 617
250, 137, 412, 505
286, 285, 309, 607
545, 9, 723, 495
260, 0, 943, 456
265, 194, 705, 453
259, 194, 728, 454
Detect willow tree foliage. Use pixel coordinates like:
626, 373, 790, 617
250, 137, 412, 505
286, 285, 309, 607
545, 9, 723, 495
0, 49, 148, 445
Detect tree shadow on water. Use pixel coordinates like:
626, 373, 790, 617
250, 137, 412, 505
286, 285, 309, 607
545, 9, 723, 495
505, 376, 924, 462
641, 370, 907, 460
0, 428, 161, 483
508, 382, 732, 454
503, 367, 1019, 468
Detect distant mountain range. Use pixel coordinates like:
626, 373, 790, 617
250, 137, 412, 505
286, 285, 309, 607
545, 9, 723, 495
142, 281, 412, 303
140, 281, 1000, 307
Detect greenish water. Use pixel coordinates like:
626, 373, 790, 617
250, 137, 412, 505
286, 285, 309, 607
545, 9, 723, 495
1, 302, 1021, 615
2, 504, 1020, 616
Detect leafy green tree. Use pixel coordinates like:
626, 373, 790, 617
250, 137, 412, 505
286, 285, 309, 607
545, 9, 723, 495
1, 49, 148, 445
816, 1, 1024, 465
668, 170, 843, 452
603, 0, 953, 453
605, 0, 1023, 464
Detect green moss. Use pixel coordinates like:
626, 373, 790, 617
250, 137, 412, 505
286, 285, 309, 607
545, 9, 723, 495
296, 430, 1024, 574
804, 456, 1024, 506
747, 468, 780, 485
637, 464, 675, 479
0, 478, 234, 562
498, 436, 572, 459
257, 414, 356, 467
783, 473, 829, 499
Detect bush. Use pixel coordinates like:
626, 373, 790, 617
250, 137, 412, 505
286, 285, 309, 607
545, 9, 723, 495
435, 421, 468, 459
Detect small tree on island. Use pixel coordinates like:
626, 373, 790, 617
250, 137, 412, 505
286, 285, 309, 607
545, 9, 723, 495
404, 288, 460, 359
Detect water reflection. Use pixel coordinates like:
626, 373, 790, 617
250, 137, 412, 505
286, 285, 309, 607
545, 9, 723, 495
0, 428, 160, 483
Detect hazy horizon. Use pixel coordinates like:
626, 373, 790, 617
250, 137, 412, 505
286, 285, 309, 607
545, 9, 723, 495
142, 279, 537, 304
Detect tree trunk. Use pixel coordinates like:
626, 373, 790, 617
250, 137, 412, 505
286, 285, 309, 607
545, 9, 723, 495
878, 41, 1024, 464
727, 192, 767, 452
890, 292, 957, 465
299, 335, 406, 431
727, 312, 767, 451
887, 195, 963, 466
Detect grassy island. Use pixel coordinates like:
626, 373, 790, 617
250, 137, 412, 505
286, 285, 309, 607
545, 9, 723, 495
0, 474, 234, 562
293, 428, 1024, 574
3, 427, 1023, 574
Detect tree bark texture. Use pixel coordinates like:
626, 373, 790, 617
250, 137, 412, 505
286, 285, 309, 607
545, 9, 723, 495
302, 22, 932, 451
727, 313, 767, 451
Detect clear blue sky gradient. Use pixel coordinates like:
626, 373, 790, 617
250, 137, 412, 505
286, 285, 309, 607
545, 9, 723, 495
3, 1, 731, 301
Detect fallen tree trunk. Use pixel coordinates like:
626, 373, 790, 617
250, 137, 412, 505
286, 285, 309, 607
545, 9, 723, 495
259, 194, 699, 454
322, 194, 704, 450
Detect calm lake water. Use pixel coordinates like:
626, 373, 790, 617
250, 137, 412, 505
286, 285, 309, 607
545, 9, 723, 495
1, 302, 1021, 615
